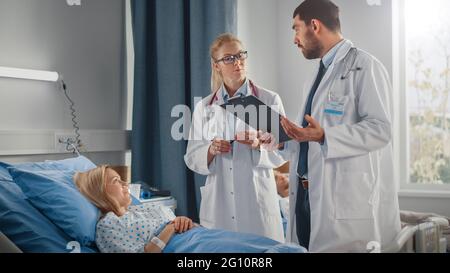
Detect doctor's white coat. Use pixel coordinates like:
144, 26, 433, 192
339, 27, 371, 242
283, 40, 401, 252
184, 84, 287, 242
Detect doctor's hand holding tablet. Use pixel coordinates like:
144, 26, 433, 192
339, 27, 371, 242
235, 130, 280, 151
208, 130, 276, 165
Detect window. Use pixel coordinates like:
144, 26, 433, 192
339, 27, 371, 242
395, 0, 450, 191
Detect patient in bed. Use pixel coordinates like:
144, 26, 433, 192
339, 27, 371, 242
74, 166, 306, 253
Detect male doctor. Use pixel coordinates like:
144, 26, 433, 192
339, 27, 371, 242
280, 0, 401, 252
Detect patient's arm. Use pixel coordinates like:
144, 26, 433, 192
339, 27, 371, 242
144, 223, 176, 253
144, 217, 195, 253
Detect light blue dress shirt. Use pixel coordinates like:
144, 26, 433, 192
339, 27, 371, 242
219, 79, 250, 141
303, 39, 345, 179
321, 39, 345, 70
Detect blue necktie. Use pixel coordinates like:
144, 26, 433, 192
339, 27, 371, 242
295, 60, 326, 249
297, 60, 326, 177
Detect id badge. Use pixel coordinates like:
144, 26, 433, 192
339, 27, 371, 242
324, 100, 345, 116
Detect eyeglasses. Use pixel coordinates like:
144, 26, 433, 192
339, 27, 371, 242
215, 51, 248, 65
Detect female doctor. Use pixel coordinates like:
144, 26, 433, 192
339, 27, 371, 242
184, 33, 286, 242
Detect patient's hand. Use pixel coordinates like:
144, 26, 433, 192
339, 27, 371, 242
172, 216, 194, 233
275, 171, 289, 198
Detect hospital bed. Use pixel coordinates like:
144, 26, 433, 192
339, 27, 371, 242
381, 211, 449, 253
3, 208, 448, 253
0, 156, 306, 253
1, 157, 449, 253
3, 214, 448, 253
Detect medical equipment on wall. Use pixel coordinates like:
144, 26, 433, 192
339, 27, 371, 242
0, 66, 84, 155
0, 66, 59, 82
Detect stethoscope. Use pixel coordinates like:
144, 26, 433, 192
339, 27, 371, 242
328, 47, 363, 101
340, 47, 362, 80
208, 79, 260, 106
206, 80, 260, 143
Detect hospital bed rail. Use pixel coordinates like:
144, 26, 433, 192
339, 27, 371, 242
381, 215, 449, 253
0, 232, 22, 253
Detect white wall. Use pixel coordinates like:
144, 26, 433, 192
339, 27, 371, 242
0, 0, 128, 165
237, 0, 279, 93
237, 0, 450, 217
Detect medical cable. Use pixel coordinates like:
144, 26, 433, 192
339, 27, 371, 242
60, 79, 85, 154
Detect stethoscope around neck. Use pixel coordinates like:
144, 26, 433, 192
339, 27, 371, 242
204, 80, 259, 141
327, 47, 363, 101
208, 79, 260, 106
339, 47, 362, 80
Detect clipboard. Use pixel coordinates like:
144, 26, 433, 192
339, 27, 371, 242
220, 95, 291, 143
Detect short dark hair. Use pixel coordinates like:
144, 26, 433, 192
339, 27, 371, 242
293, 0, 341, 32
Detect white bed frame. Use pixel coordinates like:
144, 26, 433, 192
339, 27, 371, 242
382, 216, 448, 253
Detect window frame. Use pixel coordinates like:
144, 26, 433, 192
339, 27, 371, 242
393, 0, 450, 196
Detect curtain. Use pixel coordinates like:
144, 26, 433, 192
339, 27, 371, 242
131, 0, 237, 219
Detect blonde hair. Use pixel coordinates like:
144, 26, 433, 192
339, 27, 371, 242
74, 165, 125, 216
209, 33, 243, 93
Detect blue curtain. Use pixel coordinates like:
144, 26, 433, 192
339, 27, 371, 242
131, 0, 237, 219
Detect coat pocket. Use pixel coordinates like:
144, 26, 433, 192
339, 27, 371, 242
335, 171, 375, 220
254, 170, 280, 216
199, 182, 215, 227
323, 95, 349, 126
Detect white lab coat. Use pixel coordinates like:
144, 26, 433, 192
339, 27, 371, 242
184, 83, 286, 242
283, 40, 401, 252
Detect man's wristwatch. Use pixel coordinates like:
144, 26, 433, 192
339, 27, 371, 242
150, 236, 166, 251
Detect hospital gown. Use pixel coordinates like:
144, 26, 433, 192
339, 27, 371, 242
96, 204, 307, 253
96, 204, 175, 253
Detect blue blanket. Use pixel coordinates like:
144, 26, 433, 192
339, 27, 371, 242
163, 227, 306, 253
